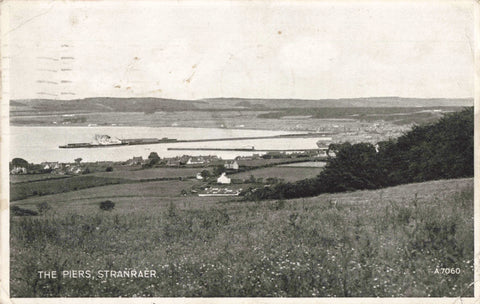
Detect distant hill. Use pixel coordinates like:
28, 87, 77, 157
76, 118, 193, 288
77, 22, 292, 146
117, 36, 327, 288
201, 97, 473, 108
12, 97, 203, 114
11, 96, 473, 114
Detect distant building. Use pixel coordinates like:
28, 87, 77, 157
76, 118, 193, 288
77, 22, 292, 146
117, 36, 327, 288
10, 166, 27, 175
317, 150, 327, 157
68, 166, 83, 175
166, 158, 181, 167
224, 160, 239, 170
196, 172, 204, 180
41, 162, 60, 170
126, 156, 143, 166
217, 172, 231, 184
187, 157, 205, 165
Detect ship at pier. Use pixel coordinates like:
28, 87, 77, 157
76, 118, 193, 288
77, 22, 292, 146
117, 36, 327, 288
59, 135, 178, 148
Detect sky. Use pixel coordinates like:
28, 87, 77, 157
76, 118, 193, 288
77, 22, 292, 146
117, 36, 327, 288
2, 0, 475, 100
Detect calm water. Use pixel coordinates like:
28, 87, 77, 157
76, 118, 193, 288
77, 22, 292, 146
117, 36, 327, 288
10, 126, 324, 163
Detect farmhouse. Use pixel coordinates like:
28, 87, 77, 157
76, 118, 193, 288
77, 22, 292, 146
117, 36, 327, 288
126, 156, 143, 166
10, 166, 27, 175
41, 162, 60, 170
166, 158, 181, 167
224, 160, 239, 170
187, 157, 205, 165
217, 172, 231, 184
68, 166, 83, 175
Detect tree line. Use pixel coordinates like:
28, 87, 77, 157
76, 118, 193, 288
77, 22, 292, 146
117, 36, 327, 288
246, 107, 473, 200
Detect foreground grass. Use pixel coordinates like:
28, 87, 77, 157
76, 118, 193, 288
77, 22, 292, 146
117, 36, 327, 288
10, 178, 474, 297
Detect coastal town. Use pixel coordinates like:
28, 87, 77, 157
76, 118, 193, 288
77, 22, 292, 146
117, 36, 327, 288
10, 147, 328, 199
7, 114, 429, 200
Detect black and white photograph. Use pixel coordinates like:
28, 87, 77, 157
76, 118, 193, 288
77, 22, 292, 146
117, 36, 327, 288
1, 0, 478, 301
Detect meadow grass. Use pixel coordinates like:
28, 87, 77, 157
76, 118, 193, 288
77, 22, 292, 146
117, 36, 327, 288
11, 179, 199, 204
10, 176, 129, 201
10, 178, 474, 297
10, 174, 70, 184
90, 167, 201, 180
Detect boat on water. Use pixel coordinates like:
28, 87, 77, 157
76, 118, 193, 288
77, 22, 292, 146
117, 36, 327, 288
316, 137, 332, 149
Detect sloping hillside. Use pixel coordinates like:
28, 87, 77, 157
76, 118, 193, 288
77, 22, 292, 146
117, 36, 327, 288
11, 177, 473, 297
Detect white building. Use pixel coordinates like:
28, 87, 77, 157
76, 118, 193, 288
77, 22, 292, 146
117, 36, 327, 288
217, 172, 231, 184
224, 160, 239, 170
187, 157, 205, 165
10, 166, 27, 175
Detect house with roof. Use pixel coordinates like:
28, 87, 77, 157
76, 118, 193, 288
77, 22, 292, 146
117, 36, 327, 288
187, 157, 205, 165
41, 162, 60, 170
217, 172, 231, 184
10, 166, 27, 175
224, 160, 239, 170
126, 156, 144, 166
166, 158, 181, 167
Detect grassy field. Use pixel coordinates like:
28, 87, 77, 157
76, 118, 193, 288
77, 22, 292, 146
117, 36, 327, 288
91, 167, 202, 180
11, 179, 201, 208
10, 175, 129, 201
10, 177, 473, 297
10, 167, 209, 201
10, 174, 71, 184
236, 158, 316, 168
231, 166, 322, 182
279, 161, 326, 168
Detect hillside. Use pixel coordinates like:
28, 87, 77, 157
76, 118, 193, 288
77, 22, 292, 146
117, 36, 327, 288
249, 107, 474, 200
10, 177, 473, 297
12, 97, 203, 114
10, 96, 473, 114
201, 96, 473, 108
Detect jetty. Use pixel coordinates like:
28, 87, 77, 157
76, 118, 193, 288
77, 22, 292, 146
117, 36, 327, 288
167, 147, 327, 152
59, 132, 332, 149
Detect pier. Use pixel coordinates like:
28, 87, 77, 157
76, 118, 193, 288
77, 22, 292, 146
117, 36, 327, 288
167, 147, 327, 152
59, 132, 332, 149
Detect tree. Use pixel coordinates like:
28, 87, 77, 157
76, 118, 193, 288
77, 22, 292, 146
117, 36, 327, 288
200, 169, 211, 179
74, 158, 82, 165
247, 107, 474, 201
148, 152, 160, 165
11, 158, 28, 168
213, 165, 224, 176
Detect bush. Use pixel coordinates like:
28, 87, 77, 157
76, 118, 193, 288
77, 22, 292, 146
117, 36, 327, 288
148, 152, 160, 165
11, 205, 38, 216
99, 200, 115, 211
36, 202, 51, 215
106, 166, 113, 172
